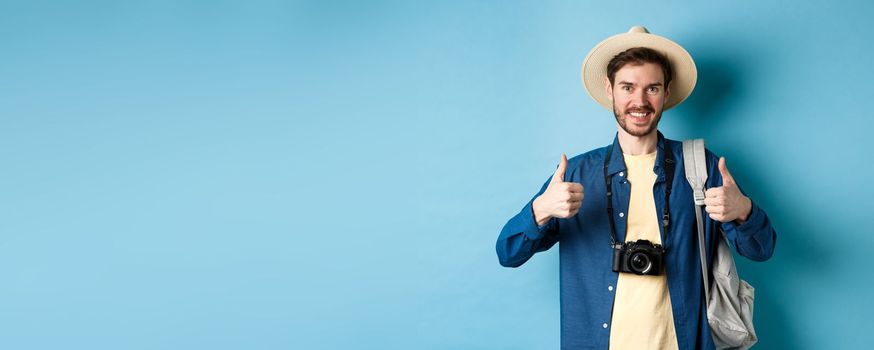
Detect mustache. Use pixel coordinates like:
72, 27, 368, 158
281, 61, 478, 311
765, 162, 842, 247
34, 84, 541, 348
626, 106, 654, 114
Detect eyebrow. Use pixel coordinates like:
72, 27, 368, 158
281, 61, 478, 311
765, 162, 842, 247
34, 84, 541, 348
617, 81, 664, 87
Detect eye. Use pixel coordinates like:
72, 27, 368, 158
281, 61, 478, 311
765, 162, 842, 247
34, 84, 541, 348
622, 85, 632, 91
647, 86, 660, 94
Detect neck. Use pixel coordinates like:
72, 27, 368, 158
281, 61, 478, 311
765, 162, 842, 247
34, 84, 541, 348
617, 127, 658, 155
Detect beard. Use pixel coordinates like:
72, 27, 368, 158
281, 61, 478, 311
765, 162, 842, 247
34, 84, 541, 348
613, 101, 662, 137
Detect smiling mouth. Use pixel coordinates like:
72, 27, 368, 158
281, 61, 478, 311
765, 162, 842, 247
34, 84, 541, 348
627, 111, 652, 123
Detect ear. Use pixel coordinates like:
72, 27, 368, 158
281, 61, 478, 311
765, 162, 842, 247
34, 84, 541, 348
604, 77, 613, 102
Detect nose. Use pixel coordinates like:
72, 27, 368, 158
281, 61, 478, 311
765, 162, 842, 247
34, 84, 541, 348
630, 89, 649, 108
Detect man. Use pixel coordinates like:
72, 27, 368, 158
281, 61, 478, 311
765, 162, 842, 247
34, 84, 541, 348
495, 26, 777, 350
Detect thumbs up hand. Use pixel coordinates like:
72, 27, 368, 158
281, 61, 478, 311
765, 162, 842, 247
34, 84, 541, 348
532, 154, 585, 226
704, 157, 753, 223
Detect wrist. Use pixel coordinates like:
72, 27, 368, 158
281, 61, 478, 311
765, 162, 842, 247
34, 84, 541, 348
734, 196, 752, 224
532, 196, 551, 226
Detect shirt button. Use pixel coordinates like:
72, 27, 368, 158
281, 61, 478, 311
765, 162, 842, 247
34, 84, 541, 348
619, 172, 624, 177
619, 212, 624, 218
603, 323, 609, 329
608, 285, 614, 291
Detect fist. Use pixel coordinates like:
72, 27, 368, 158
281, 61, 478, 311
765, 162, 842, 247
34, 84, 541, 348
533, 154, 584, 226
704, 157, 752, 223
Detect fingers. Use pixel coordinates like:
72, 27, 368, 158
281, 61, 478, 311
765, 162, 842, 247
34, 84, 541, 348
704, 204, 724, 214
551, 153, 568, 183
556, 203, 582, 218
704, 187, 723, 198
705, 204, 727, 222
553, 190, 583, 202
567, 202, 582, 213
567, 182, 584, 193
568, 191, 583, 202
553, 189, 583, 218
558, 190, 583, 206
703, 196, 724, 207
718, 157, 735, 185
708, 212, 727, 222
554, 181, 583, 194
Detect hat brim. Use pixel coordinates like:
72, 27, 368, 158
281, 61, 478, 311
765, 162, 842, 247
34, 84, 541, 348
582, 31, 697, 111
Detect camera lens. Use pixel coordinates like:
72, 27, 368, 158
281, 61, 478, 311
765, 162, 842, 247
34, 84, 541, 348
629, 252, 652, 274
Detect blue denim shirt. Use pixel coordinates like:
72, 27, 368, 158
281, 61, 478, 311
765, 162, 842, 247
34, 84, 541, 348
496, 132, 777, 350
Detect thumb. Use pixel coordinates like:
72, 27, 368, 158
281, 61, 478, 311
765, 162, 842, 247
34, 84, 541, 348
718, 156, 735, 185
551, 153, 568, 183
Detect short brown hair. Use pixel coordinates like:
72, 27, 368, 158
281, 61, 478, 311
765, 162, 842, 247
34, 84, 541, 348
606, 47, 673, 87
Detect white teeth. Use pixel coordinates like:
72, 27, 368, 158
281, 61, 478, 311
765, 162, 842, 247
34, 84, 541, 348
630, 112, 647, 117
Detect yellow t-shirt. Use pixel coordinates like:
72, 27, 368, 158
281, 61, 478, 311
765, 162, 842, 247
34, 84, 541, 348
608, 151, 678, 350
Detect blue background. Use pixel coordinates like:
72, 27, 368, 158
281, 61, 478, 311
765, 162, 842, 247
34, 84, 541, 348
1, 1, 871, 349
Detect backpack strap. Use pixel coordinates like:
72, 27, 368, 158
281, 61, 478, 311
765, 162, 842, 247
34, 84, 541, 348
682, 139, 711, 303
683, 139, 708, 205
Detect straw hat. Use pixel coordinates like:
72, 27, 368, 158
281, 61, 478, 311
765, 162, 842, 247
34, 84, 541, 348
581, 26, 697, 110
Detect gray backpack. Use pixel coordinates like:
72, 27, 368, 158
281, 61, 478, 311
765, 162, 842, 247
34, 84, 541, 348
682, 139, 758, 350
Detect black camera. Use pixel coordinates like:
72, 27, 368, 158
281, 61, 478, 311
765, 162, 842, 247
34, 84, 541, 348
612, 239, 665, 275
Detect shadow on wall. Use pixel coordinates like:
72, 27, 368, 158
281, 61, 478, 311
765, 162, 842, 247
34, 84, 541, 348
674, 34, 834, 350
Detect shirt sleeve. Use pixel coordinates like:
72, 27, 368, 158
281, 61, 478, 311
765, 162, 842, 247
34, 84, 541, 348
496, 176, 560, 268
720, 198, 777, 262
708, 151, 777, 262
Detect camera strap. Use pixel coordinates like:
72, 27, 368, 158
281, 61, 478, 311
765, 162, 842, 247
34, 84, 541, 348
603, 133, 675, 247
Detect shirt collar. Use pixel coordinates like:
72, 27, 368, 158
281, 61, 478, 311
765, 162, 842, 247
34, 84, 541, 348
605, 130, 668, 179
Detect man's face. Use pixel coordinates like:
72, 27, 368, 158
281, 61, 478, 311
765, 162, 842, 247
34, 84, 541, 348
605, 62, 670, 138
